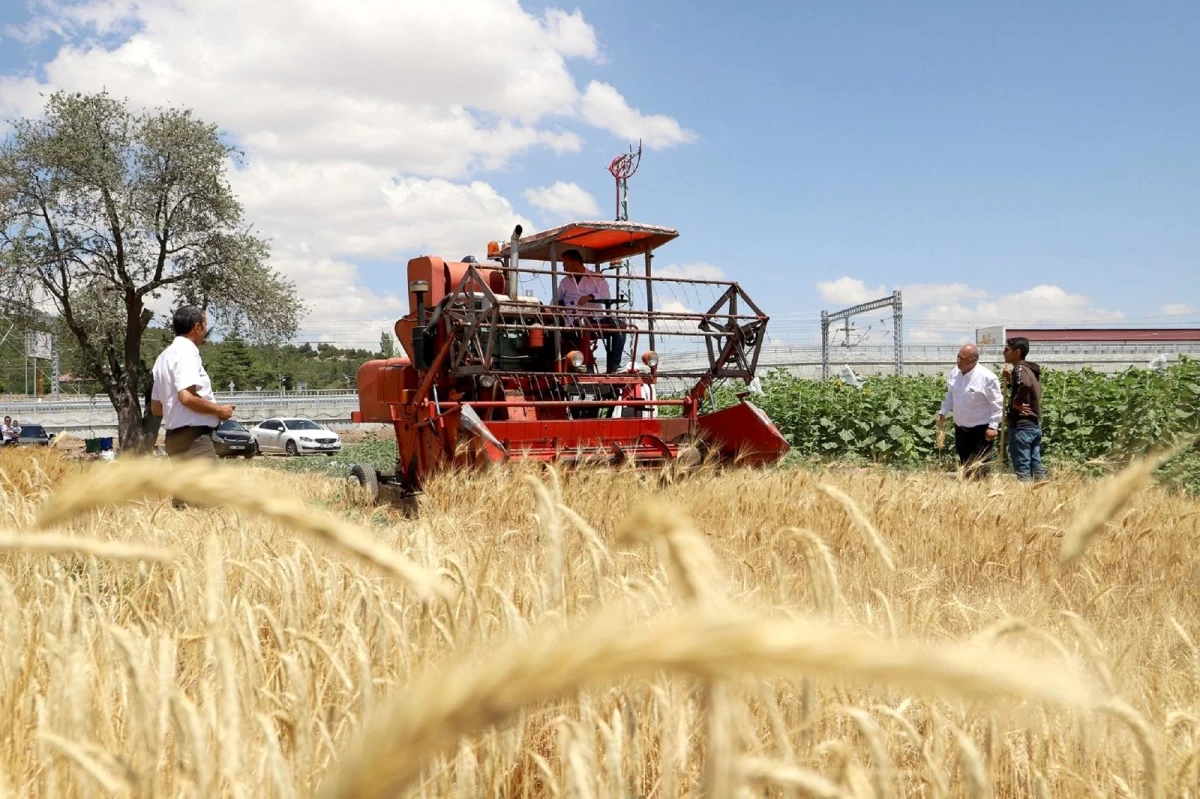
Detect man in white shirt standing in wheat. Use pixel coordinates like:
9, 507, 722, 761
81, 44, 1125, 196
935, 343, 1003, 478
150, 306, 236, 460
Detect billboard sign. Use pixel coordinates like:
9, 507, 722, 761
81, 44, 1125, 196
975, 325, 1006, 347
25, 330, 52, 360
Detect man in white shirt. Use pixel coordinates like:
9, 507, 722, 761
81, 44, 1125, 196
555, 249, 627, 373
1, 416, 13, 447
150, 306, 235, 460
935, 343, 1002, 478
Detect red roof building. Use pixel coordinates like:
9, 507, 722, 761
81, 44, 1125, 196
1005, 328, 1200, 343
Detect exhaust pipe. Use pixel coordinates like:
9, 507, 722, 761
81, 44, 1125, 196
508, 224, 522, 287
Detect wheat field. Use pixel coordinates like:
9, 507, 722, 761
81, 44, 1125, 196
1, 444, 1198, 798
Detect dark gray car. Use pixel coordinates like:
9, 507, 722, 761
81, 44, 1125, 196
213, 420, 256, 458
16, 424, 51, 446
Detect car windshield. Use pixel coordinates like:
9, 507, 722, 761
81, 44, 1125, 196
218, 421, 247, 431
20, 425, 46, 436
282, 419, 321, 431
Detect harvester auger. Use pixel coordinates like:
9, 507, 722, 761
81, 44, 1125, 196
348, 220, 790, 504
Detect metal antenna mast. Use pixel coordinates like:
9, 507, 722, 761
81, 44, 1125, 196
608, 140, 642, 223
606, 140, 642, 307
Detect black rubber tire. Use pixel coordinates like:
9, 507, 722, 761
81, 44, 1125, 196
243, 450, 255, 459
285, 439, 298, 457
349, 463, 380, 503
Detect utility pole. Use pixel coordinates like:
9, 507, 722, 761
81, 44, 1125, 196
820, 290, 904, 379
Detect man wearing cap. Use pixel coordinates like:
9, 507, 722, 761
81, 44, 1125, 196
935, 343, 1003, 478
555, 248, 627, 373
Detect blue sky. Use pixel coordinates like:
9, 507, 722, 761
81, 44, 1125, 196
2, 1, 1198, 347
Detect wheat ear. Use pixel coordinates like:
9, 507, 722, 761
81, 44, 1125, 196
317, 609, 1094, 799
1060, 443, 1187, 565
737, 757, 850, 798
32, 458, 450, 602
0, 530, 178, 562
818, 484, 896, 571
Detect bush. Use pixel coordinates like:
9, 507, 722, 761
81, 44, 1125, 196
701, 357, 1200, 488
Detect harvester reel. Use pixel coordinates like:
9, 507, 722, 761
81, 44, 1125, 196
438, 264, 502, 373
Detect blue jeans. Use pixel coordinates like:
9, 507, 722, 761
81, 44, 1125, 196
1008, 425, 1045, 481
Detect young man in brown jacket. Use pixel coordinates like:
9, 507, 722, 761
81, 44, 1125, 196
1003, 336, 1046, 481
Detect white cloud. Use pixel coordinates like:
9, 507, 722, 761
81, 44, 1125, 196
816, 277, 887, 306
579, 81, 697, 149
816, 275, 1126, 344
280, 254, 408, 349
1163, 303, 1193, 316
523, 182, 602, 221
899, 282, 988, 307
229, 159, 528, 260
654, 262, 726, 281
0, 0, 695, 347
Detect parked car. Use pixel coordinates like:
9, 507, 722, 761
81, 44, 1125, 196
213, 420, 256, 459
16, 424, 52, 447
249, 417, 341, 456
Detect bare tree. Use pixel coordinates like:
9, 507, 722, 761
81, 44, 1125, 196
0, 90, 303, 452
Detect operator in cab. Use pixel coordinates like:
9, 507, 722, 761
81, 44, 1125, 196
555, 249, 627, 373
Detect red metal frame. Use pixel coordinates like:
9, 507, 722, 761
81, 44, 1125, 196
351, 221, 790, 494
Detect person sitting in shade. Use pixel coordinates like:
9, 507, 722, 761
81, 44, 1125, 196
555, 249, 627, 374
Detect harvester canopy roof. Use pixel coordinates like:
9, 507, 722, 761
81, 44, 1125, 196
496, 220, 679, 264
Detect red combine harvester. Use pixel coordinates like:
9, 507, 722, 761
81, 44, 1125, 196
349, 220, 789, 501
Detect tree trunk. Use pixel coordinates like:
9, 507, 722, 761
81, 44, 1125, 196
114, 366, 156, 455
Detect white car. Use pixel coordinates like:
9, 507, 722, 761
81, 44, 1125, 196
250, 417, 342, 456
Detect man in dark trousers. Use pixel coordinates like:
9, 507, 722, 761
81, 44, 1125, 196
1003, 336, 1046, 481
936, 343, 1003, 478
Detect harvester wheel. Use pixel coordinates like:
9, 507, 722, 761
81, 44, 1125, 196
349, 463, 380, 503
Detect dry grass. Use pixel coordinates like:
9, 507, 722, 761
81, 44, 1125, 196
2, 451, 1199, 797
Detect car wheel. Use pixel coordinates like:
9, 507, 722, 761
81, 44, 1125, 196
349, 462, 380, 503
285, 439, 299, 457
243, 449, 255, 459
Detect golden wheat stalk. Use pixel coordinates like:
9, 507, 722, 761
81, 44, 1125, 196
617, 501, 727, 610
737, 756, 850, 798
0, 530, 178, 562
1098, 698, 1161, 799
31, 458, 450, 602
37, 732, 133, 794
1060, 444, 1187, 565
317, 609, 1095, 799
818, 484, 897, 571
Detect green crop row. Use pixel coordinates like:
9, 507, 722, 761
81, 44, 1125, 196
701, 357, 1200, 490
